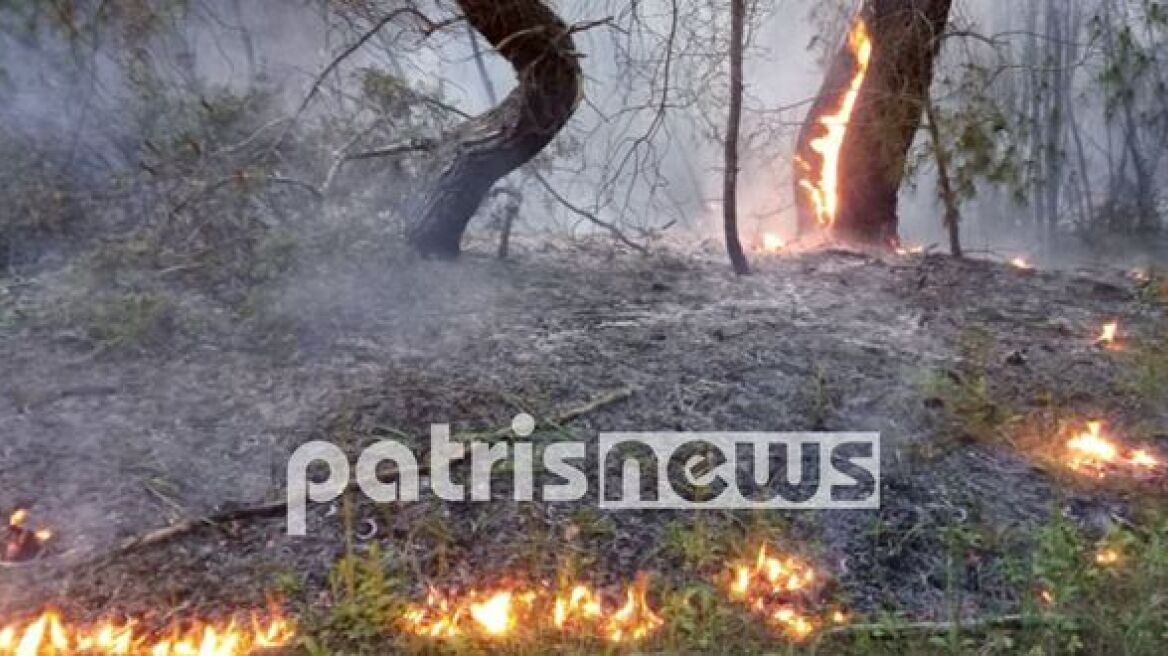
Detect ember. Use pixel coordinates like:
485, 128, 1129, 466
1095, 548, 1121, 566
726, 546, 820, 640
797, 18, 873, 230
0, 610, 292, 655
1096, 321, 1119, 346
3, 509, 52, 563
760, 233, 786, 253
1066, 421, 1161, 478
401, 574, 663, 644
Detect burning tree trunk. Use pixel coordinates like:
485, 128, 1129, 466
409, 0, 582, 257
795, 0, 952, 247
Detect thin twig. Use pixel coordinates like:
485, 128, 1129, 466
530, 171, 649, 254
819, 613, 1068, 640
106, 501, 288, 561
479, 386, 635, 442
345, 138, 439, 162
272, 8, 463, 153
169, 174, 322, 218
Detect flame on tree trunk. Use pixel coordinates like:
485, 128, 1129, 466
794, 0, 952, 247
409, 0, 582, 257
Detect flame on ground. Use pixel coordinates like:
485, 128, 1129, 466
0, 611, 292, 656
1066, 421, 1161, 478
401, 574, 663, 644
797, 18, 873, 230
4, 509, 52, 563
726, 546, 819, 640
1095, 548, 1121, 566
1096, 321, 1119, 346
760, 233, 786, 254
1010, 257, 1033, 270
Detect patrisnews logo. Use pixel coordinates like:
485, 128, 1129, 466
286, 422, 880, 535
599, 432, 879, 510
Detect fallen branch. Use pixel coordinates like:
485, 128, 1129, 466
551, 386, 634, 426
3, 501, 289, 576
104, 501, 288, 562
169, 174, 322, 218
344, 137, 439, 163
819, 613, 1069, 640
478, 386, 635, 442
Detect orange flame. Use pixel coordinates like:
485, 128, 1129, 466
1095, 549, 1120, 566
604, 574, 663, 644
1097, 321, 1119, 346
1010, 257, 1033, 270
1066, 421, 1160, 477
726, 546, 819, 640
797, 18, 873, 229
401, 576, 663, 644
468, 591, 516, 637
4, 509, 52, 563
553, 586, 602, 629
0, 610, 292, 656
761, 233, 786, 253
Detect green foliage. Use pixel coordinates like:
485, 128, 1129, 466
924, 64, 1027, 205
1121, 321, 1168, 411
51, 289, 179, 353
908, 55, 1028, 223
1089, 0, 1168, 119
299, 544, 410, 656
1026, 513, 1168, 655
922, 326, 1015, 446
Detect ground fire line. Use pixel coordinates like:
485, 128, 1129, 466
0, 611, 293, 656
0, 545, 839, 653
1064, 420, 1162, 479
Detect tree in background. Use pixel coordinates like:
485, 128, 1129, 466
723, 0, 750, 275
795, 0, 953, 248
407, 0, 583, 258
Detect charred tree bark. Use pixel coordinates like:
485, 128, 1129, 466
409, 0, 582, 257
724, 0, 750, 275
796, 0, 952, 247
837, 0, 951, 246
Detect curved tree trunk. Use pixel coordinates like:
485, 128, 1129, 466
795, 0, 952, 247
409, 0, 582, 257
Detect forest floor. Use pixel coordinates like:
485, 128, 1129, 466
1, 239, 1166, 653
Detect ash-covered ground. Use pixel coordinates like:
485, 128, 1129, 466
1, 241, 1164, 630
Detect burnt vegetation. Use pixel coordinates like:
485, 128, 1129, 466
0, 1, 1167, 655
